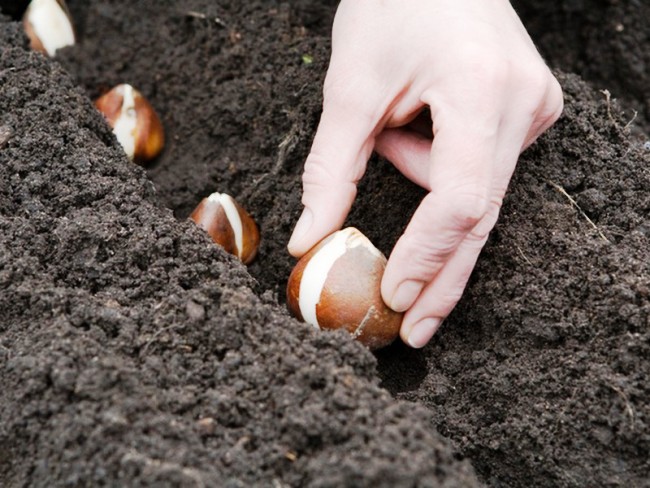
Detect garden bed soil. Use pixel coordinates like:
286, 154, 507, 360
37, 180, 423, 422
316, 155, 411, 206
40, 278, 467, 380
0, 1, 648, 486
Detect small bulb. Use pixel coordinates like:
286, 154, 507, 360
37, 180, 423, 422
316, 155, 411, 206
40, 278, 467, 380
190, 192, 260, 265
95, 84, 165, 164
23, 0, 75, 57
286, 227, 402, 350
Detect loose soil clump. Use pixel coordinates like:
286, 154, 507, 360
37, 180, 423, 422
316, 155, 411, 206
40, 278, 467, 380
1, 1, 648, 486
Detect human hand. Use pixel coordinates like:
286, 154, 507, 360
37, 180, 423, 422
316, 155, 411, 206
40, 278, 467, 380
288, 0, 563, 348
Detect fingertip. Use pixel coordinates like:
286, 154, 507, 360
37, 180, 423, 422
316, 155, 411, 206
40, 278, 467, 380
401, 317, 442, 349
287, 208, 313, 257
287, 206, 347, 258
380, 266, 398, 310
385, 279, 425, 313
380, 242, 419, 311
399, 320, 413, 345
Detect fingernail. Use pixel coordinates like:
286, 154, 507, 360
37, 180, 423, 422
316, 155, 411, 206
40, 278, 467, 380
288, 208, 313, 252
407, 318, 441, 348
390, 280, 424, 312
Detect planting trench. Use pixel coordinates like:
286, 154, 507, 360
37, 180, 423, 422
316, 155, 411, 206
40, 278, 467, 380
0, 1, 649, 486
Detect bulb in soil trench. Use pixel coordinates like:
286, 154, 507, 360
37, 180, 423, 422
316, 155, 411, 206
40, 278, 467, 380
94, 84, 165, 164
190, 192, 260, 265
22, 0, 75, 57
286, 227, 403, 350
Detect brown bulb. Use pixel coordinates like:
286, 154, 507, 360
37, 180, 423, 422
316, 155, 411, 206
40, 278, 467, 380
286, 227, 402, 350
23, 0, 75, 57
95, 84, 165, 164
190, 192, 260, 265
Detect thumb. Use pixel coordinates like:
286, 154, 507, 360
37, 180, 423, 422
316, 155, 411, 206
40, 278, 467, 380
288, 90, 379, 257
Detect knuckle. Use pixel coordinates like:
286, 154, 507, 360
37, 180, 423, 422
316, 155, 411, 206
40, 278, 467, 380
396, 233, 453, 278
302, 155, 340, 187
322, 76, 348, 103
517, 65, 551, 100
300, 155, 359, 209
323, 73, 375, 116
302, 154, 333, 186
517, 66, 563, 122
302, 152, 362, 188
459, 46, 511, 89
444, 187, 490, 229
439, 287, 465, 312
424, 285, 467, 319
531, 77, 564, 131
468, 201, 501, 242
546, 78, 565, 122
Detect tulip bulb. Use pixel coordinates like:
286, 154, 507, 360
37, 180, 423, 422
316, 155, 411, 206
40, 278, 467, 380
23, 0, 75, 57
95, 84, 165, 164
287, 227, 402, 350
190, 192, 260, 265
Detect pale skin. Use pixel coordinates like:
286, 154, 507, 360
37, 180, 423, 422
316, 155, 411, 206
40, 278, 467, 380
288, 0, 564, 348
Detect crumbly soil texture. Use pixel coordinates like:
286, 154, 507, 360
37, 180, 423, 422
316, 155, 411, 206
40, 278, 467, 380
1, 1, 648, 486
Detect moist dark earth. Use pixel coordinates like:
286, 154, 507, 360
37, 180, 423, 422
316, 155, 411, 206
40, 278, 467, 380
0, 0, 648, 486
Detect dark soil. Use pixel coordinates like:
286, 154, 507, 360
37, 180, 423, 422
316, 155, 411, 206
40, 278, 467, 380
512, 0, 650, 136
1, 1, 648, 486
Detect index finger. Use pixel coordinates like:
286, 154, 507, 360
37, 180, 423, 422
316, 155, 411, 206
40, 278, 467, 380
381, 114, 498, 312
